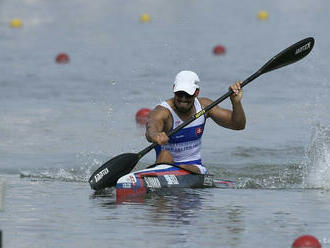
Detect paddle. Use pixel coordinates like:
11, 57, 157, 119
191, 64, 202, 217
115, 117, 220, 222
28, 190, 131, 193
89, 37, 314, 190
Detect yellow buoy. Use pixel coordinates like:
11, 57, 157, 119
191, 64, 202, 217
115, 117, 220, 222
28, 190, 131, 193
10, 18, 23, 28
257, 11, 269, 20
140, 14, 151, 23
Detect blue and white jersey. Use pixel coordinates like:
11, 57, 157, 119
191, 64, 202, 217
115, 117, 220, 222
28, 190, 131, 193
155, 98, 206, 166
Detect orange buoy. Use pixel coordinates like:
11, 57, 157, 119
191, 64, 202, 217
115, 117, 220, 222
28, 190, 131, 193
213, 45, 226, 55
136, 108, 150, 125
55, 53, 70, 64
292, 235, 322, 248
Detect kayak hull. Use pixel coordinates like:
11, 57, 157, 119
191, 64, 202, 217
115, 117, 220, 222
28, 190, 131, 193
116, 164, 234, 201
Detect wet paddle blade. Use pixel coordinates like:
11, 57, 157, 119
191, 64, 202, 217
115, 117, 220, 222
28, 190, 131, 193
89, 153, 139, 190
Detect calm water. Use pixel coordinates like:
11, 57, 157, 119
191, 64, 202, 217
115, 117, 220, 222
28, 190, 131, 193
1, 0, 330, 247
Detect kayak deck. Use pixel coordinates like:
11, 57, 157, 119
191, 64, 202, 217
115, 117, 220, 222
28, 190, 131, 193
116, 164, 234, 201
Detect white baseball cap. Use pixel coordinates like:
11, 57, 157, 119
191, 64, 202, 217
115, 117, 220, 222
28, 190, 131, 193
173, 71, 200, 95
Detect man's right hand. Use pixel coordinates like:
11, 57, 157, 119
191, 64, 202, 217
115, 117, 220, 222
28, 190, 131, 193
153, 132, 169, 145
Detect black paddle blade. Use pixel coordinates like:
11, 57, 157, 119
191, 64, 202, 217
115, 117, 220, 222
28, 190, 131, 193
89, 153, 139, 190
260, 37, 314, 74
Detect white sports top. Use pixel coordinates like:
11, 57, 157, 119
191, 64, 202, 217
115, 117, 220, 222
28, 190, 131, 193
155, 98, 206, 167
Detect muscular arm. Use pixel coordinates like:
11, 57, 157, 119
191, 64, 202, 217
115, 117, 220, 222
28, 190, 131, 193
199, 82, 246, 130
145, 105, 172, 145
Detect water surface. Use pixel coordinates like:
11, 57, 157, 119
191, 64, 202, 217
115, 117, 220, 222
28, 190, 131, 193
1, 0, 330, 247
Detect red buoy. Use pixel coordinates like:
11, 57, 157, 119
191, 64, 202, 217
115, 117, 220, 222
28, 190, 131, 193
55, 53, 70, 64
213, 45, 226, 55
136, 108, 150, 125
292, 235, 322, 248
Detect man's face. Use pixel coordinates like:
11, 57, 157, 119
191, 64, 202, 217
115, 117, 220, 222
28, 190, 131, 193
173, 91, 195, 114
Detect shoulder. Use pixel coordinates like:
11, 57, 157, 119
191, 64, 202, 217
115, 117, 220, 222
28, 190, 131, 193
153, 104, 170, 114
198, 97, 213, 108
197, 97, 226, 118
148, 100, 173, 132
150, 101, 172, 119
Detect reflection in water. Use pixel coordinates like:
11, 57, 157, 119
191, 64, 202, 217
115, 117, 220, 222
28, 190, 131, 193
225, 206, 245, 247
142, 189, 204, 247
145, 188, 203, 226
143, 189, 246, 247
90, 188, 117, 208
91, 188, 245, 247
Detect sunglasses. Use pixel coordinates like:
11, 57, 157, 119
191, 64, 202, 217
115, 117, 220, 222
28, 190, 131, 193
175, 91, 194, 98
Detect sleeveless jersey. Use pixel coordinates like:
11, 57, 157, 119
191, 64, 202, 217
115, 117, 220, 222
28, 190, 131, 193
155, 98, 206, 166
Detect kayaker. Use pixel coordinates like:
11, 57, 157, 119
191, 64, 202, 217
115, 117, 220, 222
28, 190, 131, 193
145, 70, 246, 174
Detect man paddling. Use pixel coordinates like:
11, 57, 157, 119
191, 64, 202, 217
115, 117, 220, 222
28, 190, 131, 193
145, 70, 246, 174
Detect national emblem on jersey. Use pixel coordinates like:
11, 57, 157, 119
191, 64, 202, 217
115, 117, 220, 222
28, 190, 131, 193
195, 127, 203, 136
